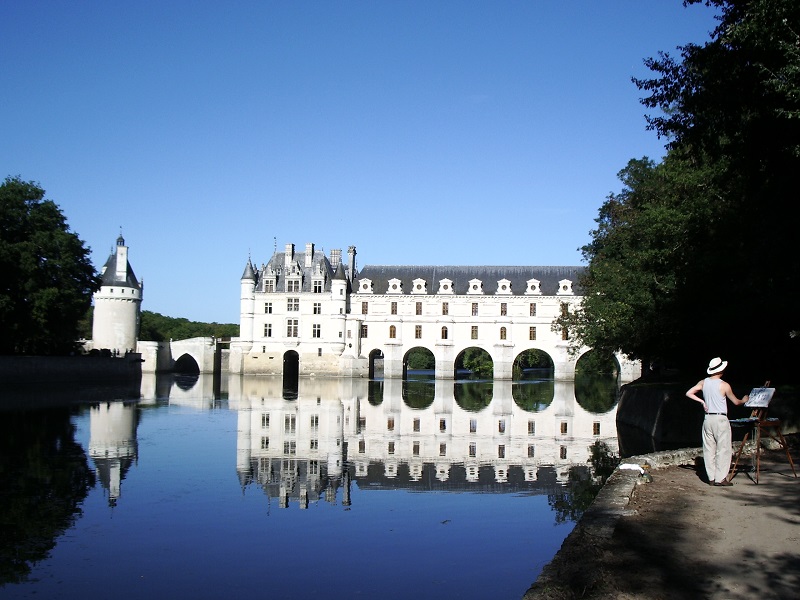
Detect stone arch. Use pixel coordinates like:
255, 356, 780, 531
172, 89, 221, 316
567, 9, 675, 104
173, 353, 200, 374
511, 348, 554, 380
282, 350, 299, 398
402, 346, 435, 379
368, 348, 384, 379
454, 346, 493, 380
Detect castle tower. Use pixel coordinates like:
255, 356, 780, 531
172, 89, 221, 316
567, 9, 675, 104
92, 235, 143, 355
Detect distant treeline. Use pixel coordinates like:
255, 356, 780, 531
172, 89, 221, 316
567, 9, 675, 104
139, 310, 238, 342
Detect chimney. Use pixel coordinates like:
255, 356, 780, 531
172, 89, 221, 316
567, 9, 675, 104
305, 243, 314, 268
284, 243, 294, 268
347, 246, 357, 283
330, 249, 342, 269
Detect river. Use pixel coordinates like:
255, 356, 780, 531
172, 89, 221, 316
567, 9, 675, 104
0, 372, 620, 599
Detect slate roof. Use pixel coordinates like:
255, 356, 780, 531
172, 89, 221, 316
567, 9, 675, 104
99, 249, 140, 289
355, 265, 585, 295
252, 250, 339, 293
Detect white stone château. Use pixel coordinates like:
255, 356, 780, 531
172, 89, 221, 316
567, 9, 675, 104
230, 242, 640, 381
90, 235, 142, 355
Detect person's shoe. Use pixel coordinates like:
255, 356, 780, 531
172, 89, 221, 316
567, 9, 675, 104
714, 480, 733, 487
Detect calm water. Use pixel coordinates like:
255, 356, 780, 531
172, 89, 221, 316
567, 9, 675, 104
0, 373, 620, 600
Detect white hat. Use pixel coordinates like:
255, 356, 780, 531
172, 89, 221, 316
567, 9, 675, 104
707, 357, 728, 374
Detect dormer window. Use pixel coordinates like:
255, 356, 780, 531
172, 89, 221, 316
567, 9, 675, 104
411, 278, 427, 294
358, 278, 374, 294
496, 278, 512, 295
525, 279, 542, 295
557, 279, 574, 295
467, 279, 484, 295
437, 278, 454, 294
387, 278, 403, 294
286, 279, 301, 292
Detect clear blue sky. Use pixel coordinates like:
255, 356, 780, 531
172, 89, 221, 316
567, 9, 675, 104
2, 1, 719, 324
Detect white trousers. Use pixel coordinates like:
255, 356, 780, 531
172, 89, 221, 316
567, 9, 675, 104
702, 414, 732, 483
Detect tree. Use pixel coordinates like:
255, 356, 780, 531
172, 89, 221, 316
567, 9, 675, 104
561, 0, 800, 379
0, 177, 99, 354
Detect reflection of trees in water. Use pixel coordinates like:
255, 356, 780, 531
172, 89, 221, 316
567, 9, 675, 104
454, 381, 494, 412
402, 380, 435, 409
574, 374, 620, 414
512, 380, 554, 411
0, 408, 95, 584
368, 380, 384, 406
547, 441, 619, 524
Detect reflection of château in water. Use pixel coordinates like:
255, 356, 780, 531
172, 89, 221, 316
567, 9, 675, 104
88, 402, 139, 506
229, 375, 618, 509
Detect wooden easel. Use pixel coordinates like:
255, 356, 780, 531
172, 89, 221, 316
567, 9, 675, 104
729, 384, 797, 484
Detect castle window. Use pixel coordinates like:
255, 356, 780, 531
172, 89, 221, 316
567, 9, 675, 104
388, 441, 395, 455
439, 419, 446, 432
387, 417, 395, 431
261, 437, 269, 450
500, 303, 507, 316
469, 442, 476, 457
528, 420, 535, 435
439, 443, 447, 456
389, 325, 396, 339
415, 325, 422, 339
362, 301, 368, 315
560, 446, 568, 460
287, 280, 300, 292
287, 298, 299, 311
471, 326, 478, 339
441, 326, 448, 340
413, 441, 420, 456
500, 327, 507, 340
310, 439, 318, 450
285, 414, 296, 433
313, 302, 321, 314
529, 326, 536, 340
264, 324, 272, 337
360, 324, 368, 338
413, 418, 420, 432
287, 319, 298, 337
560, 422, 568, 435
391, 302, 397, 315
262, 413, 270, 428
313, 280, 323, 293
358, 440, 365, 453
265, 280, 274, 292
416, 302, 422, 315
498, 445, 505, 459
593, 422, 601, 436
530, 303, 536, 316
472, 303, 478, 316
528, 444, 535, 458
312, 324, 321, 338
264, 302, 272, 314
284, 441, 296, 455
498, 419, 506, 434
442, 302, 448, 315
469, 419, 477, 433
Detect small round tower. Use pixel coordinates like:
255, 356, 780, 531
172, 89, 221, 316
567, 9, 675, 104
92, 235, 143, 355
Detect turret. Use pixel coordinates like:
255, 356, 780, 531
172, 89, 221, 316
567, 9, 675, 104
239, 260, 256, 343
91, 235, 142, 355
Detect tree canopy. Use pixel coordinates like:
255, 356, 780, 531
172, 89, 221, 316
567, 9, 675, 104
0, 177, 99, 355
559, 0, 800, 380
138, 310, 238, 342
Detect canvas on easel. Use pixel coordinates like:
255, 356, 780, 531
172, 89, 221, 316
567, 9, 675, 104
730, 386, 796, 483
744, 387, 775, 408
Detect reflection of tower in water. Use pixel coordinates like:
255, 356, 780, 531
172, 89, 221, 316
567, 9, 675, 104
88, 402, 138, 507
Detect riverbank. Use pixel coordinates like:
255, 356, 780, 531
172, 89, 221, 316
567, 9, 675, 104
524, 435, 800, 599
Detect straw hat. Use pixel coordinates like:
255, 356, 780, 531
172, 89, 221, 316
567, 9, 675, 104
707, 357, 728, 374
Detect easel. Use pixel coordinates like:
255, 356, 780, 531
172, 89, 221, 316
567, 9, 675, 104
729, 385, 797, 484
